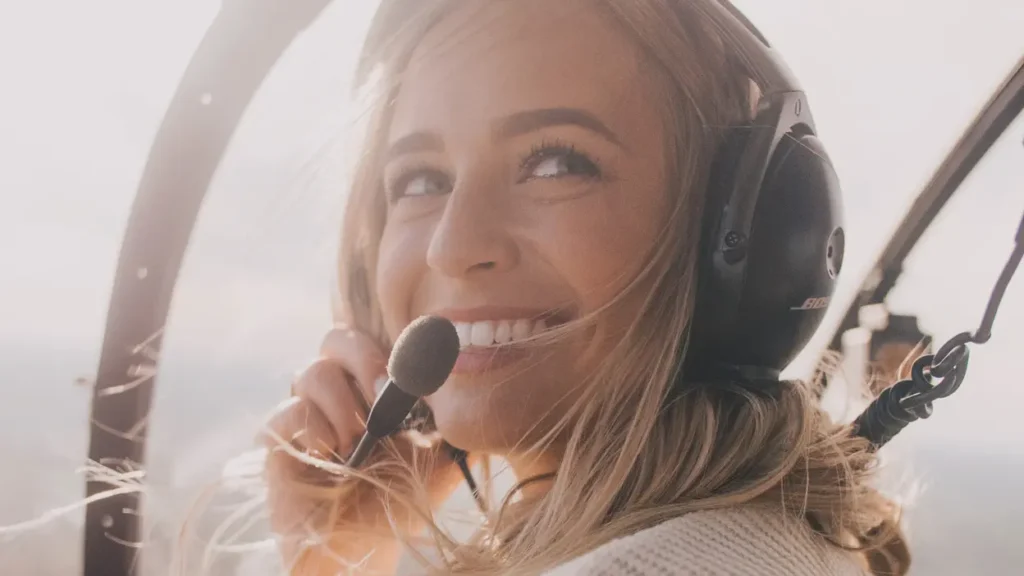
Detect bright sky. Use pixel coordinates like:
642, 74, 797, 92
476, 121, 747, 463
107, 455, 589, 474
0, 0, 1023, 469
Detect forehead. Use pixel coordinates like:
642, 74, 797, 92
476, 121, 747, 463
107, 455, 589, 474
389, 0, 660, 142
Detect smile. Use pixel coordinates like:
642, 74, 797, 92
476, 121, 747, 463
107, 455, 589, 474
428, 307, 572, 373
454, 318, 549, 348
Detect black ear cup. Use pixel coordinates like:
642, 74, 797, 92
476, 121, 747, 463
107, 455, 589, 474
732, 133, 843, 370
687, 129, 844, 378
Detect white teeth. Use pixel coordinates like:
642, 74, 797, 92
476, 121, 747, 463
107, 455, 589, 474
532, 318, 547, 336
455, 322, 472, 347
452, 318, 552, 347
470, 321, 495, 346
511, 319, 532, 341
494, 320, 512, 344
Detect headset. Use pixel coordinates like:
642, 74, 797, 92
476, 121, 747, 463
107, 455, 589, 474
685, 1, 844, 382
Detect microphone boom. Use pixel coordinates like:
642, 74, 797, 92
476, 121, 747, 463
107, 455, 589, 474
345, 316, 460, 468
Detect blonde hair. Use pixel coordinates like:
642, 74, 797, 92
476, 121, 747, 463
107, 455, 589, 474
288, 0, 910, 574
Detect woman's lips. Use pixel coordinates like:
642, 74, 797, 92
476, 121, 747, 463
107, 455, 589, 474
418, 305, 576, 375
429, 307, 575, 349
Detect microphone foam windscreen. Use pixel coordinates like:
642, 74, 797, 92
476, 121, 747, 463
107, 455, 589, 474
388, 315, 460, 397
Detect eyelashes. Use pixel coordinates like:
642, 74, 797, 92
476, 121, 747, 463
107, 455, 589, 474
385, 165, 451, 202
384, 138, 604, 202
517, 138, 603, 183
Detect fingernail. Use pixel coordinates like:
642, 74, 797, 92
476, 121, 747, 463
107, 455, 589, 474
374, 375, 388, 398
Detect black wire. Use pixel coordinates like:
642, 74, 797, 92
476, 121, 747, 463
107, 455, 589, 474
853, 202, 1024, 449
400, 405, 488, 514
447, 444, 488, 513
973, 196, 1024, 343
974, 240, 1024, 343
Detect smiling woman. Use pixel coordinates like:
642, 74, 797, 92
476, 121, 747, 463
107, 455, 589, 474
374, 4, 672, 452
253, 1, 909, 575
9, 0, 1024, 575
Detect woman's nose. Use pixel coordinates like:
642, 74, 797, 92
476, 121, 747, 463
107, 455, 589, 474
425, 181, 519, 278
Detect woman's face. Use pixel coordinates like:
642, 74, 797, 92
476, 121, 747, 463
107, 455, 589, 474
377, 0, 670, 452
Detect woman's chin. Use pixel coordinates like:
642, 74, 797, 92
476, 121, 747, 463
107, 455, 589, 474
425, 377, 534, 453
425, 351, 572, 451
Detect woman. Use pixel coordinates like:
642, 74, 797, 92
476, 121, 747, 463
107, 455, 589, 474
263, 0, 908, 574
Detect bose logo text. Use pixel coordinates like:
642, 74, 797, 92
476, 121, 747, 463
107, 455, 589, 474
791, 297, 830, 311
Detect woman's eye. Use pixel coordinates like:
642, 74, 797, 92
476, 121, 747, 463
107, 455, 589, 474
389, 169, 451, 200
520, 145, 601, 182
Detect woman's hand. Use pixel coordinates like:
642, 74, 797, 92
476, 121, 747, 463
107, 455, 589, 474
262, 325, 466, 575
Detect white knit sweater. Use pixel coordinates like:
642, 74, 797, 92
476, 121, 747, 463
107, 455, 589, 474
540, 506, 869, 576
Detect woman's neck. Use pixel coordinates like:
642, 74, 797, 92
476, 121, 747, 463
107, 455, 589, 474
506, 450, 560, 500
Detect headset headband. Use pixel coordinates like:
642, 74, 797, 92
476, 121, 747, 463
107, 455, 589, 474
708, 1, 801, 93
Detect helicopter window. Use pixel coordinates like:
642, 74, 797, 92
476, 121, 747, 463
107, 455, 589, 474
0, 1, 1022, 575
878, 107, 1024, 574
0, 3, 221, 574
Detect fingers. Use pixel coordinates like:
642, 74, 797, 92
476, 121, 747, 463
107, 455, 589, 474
262, 396, 337, 456
320, 325, 389, 401
265, 326, 389, 465
292, 359, 367, 458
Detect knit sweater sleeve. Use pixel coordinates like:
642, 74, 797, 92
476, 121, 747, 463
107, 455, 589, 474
542, 506, 869, 576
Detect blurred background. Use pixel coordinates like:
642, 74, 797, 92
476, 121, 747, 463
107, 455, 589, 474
0, 1, 1022, 574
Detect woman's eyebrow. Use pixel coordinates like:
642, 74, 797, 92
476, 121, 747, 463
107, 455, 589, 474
494, 107, 626, 149
387, 132, 444, 161
385, 107, 625, 161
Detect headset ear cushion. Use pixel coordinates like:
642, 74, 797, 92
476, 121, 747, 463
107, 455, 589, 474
728, 132, 844, 371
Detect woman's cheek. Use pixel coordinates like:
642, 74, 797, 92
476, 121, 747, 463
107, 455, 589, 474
536, 203, 660, 309
376, 225, 428, 337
